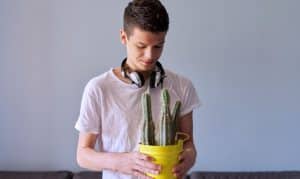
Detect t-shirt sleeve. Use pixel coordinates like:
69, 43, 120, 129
180, 79, 201, 116
75, 80, 101, 134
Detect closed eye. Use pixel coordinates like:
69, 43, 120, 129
136, 45, 146, 49
154, 45, 163, 49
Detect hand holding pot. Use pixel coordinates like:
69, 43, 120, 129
115, 151, 161, 179
172, 146, 196, 179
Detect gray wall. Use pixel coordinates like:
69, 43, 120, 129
1, 0, 299, 172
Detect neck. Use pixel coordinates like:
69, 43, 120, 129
140, 71, 152, 80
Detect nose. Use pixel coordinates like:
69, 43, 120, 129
144, 48, 155, 60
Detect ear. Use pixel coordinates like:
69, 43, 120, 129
120, 29, 127, 45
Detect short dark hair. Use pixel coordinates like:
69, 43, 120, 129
123, 0, 169, 36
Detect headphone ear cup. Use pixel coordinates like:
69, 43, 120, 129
154, 71, 162, 88
128, 72, 144, 88
121, 70, 125, 78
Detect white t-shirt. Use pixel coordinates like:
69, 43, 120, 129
75, 68, 201, 179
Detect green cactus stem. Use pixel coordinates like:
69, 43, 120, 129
141, 93, 155, 145
159, 89, 175, 145
171, 101, 181, 142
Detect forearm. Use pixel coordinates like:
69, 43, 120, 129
77, 147, 119, 172
183, 140, 197, 165
77, 147, 160, 178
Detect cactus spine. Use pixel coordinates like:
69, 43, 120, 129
141, 93, 155, 145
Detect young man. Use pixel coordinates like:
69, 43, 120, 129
75, 0, 200, 179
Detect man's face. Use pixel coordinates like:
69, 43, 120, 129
120, 27, 166, 72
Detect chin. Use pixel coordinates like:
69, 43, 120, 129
140, 65, 155, 72
140, 62, 156, 70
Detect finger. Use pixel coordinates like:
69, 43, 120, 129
132, 169, 152, 179
137, 152, 155, 161
178, 153, 185, 162
173, 170, 184, 179
132, 163, 149, 175
135, 159, 160, 175
174, 173, 185, 179
136, 153, 160, 169
178, 150, 189, 161
172, 165, 182, 174
172, 161, 186, 176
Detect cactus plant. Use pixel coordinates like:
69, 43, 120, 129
141, 93, 156, 145
141, 89, 181, 146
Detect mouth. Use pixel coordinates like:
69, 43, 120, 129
141, 60, 155, 66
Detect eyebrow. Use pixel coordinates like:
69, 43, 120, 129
137, 41, 165, 46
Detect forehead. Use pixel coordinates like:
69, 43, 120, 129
128, 27, 166, 44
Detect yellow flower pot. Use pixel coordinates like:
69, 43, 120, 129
139, 132, 189, 179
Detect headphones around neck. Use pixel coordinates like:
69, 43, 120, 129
121, 58, 166, 88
